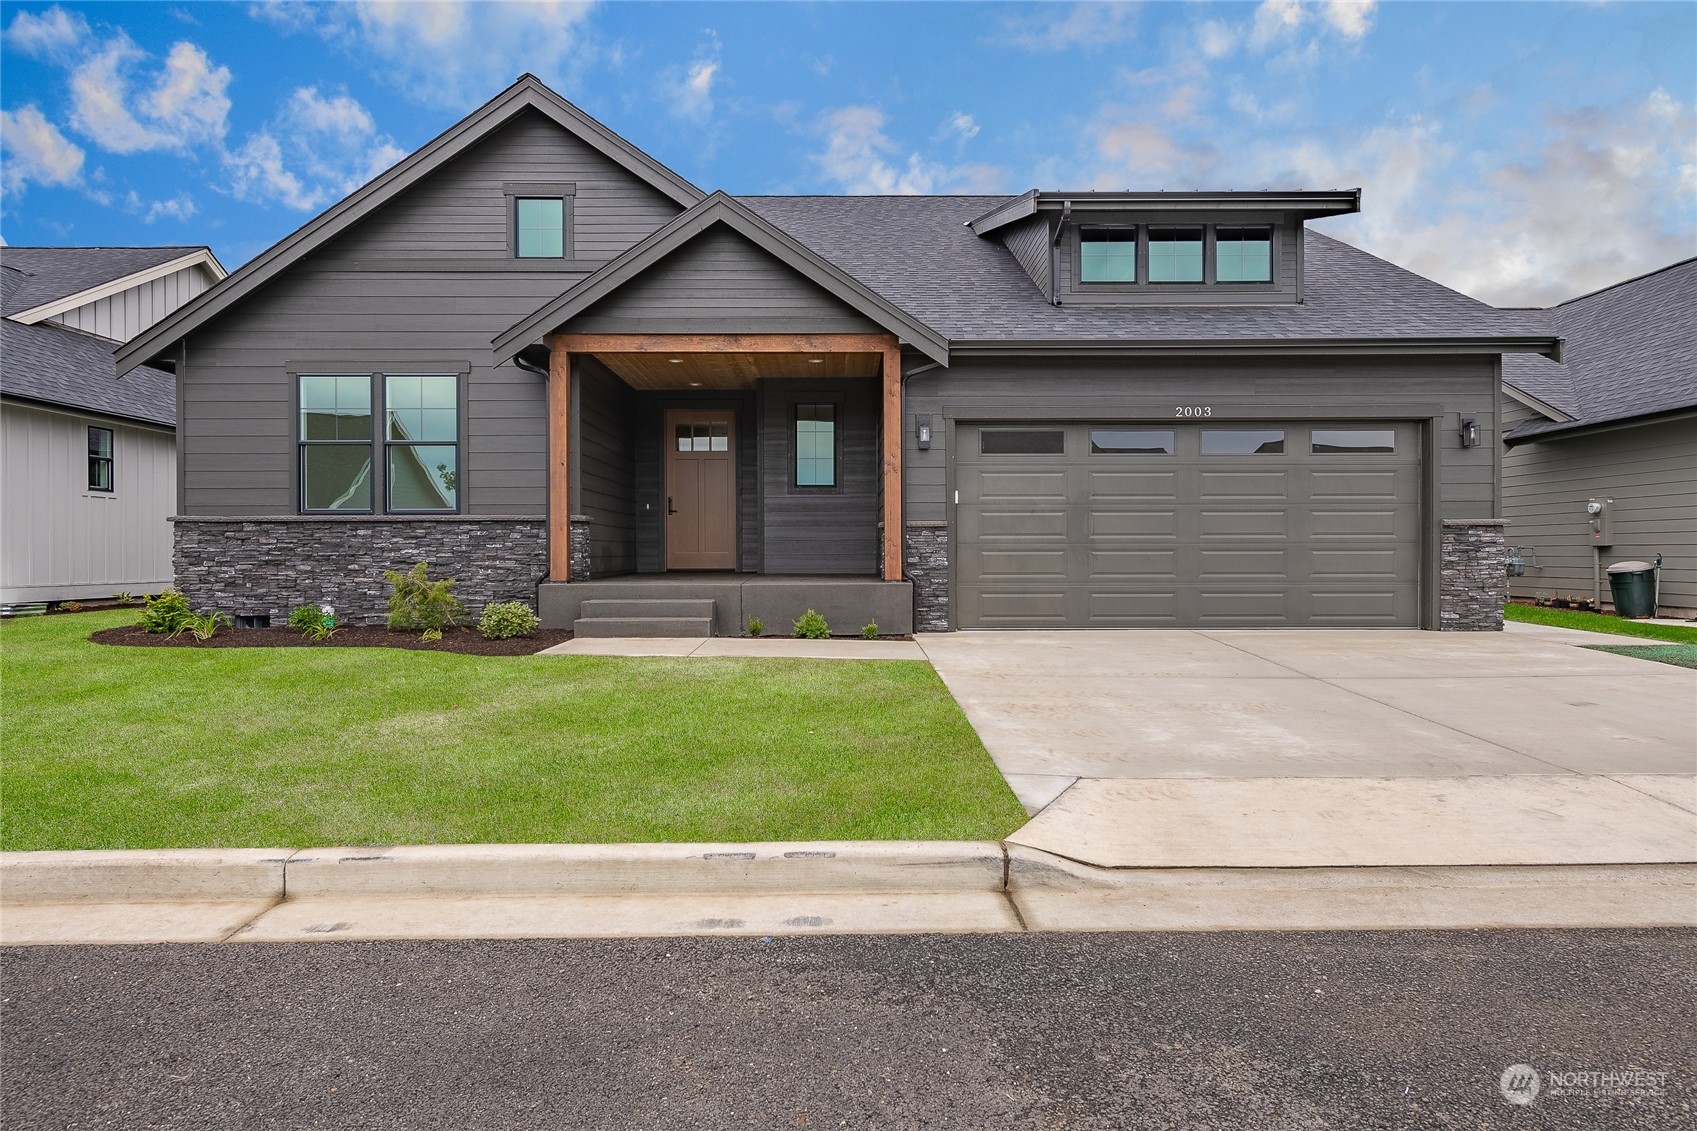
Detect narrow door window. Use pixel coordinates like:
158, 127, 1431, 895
87, 427, 114, 492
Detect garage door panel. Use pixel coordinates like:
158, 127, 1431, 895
1198, 471, 1289, 499
957, 421, 1422, 629
1089, 509, 1179, 538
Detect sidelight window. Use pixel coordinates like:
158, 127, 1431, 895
795, 404, 836, 487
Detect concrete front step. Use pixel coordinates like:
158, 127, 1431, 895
573, 616, 713, 638
579, 598, 716, 620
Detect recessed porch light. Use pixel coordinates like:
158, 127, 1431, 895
668, 358, 683, 363
688, 381, 703, 387
807, 358, 823, 364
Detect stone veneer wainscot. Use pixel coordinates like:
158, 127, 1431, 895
905, 520, 950, 633
172, 516, 547, 625
1440, 518, 1508, 631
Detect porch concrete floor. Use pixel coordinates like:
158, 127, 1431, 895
917, 626, 1697, 871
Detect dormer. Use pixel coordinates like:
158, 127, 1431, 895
969, 189, 1359, 307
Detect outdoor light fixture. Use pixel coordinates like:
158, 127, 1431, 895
1459, 418, 1478, 448
688, 381, 703, 387
667, 358, 683, 364
807, 357, 823, 364
916, 414, 932, 450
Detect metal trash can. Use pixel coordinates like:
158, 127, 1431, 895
1606, 560, 1657, 619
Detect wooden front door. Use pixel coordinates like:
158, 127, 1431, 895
664, 410, 737, 570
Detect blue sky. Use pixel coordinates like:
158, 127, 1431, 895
1, 1, 1692, 306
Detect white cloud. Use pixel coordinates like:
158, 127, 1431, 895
253, 0, 597, 108
122, 189, 198, 223
221, 85, 408, 210
1000, 2, 1139, 52
0, 103, 85, 194
2, 4, 88, 59
812, 105, 1006, 195
1320, 0, 1376, 40
1197, 20, 1237, 59
67, 34, 230, 154
663, 36, 721, 123
945, 112, 981, 143
1249, 0, 1308, 50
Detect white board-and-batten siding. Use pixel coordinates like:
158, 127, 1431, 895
0, 401, 175, 602
46, 264, 216, 343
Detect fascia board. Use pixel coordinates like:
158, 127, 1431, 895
1501, 380, 1577, 423
946, 335, 1562, 358
11, 249, 226, 325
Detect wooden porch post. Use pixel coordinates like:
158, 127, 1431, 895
881, 345, 903, 582
546, 335, 572, 582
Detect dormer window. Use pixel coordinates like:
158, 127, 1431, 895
1079, 227, 1138, 283
504, 182, 575, 259
1216, 226, 1273, 282
1148, 227, 1204, 283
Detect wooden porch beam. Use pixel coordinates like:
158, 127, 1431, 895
551, 332, 898, 355
881, 344, 903, 583
546, 336, 572, 582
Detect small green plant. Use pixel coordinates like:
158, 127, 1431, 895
384, 562, 463, 636
181, 610, 232, 642
139, 588, 194, 634
287, 603, 339, 642
58, 601, 85, 613
747, 617, 765, 637
862, 621, 879, 640
421, 628, 443, 642
793, 609, 829, 640
479, 601, 540, 640
113, 591, 137, 606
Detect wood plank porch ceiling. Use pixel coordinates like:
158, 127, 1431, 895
595, 351, 880, 390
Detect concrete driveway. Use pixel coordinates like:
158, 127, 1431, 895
918, 626, 1697, 875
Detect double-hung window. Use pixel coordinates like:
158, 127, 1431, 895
385, 374, 460, 512
87, 427, 114, 492
299, 375, 373, 512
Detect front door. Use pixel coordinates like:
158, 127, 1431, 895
664, 410, 737, 570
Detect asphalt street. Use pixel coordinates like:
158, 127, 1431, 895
3, 929, 1691, 1130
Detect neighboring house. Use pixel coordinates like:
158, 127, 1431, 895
115, 76, 1556, 635
1501, 258, 1697, 615
1, 246, 226, 604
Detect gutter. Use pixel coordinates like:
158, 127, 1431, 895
946, 336, 1564, 359
1048, 200, 1069, 307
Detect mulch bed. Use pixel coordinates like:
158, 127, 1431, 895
89, 624, 573, 656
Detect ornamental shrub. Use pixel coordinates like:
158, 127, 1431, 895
861, 621, 879, 640
385, 562, 463, 634
139, 588, 194, 634
287, 604, 324, 631
747, 617, 765, 637
479, 601, 541, 640
183, 610, 232, 642
793, 609, 829, 640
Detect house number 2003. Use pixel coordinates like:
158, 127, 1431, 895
1175, 406, 1213, 417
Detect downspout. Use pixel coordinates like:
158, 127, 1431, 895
1049, 200, 1070, 305
513, 348, 554, 592
513, 352, 548, 378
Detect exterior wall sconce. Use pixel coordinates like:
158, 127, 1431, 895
1459, 418, 1479, 448
916, 415, 933, 450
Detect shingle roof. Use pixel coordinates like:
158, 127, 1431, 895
737, 195, 1549, 345
1503, 257, 1697, 441
1, 317, 175, 427
0, 246, 204, 318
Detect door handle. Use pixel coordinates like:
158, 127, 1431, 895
667, 496, 677, 515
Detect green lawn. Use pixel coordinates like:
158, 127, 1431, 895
1583, 643, 1697, 670
0, 611, 1026, 851
1504, 603, 1697, 643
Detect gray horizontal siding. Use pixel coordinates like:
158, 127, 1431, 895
575, 356, 638, 576
760, 378, 879, 574
568, 226, 883, 335
1503, 412, 1697, 610
178, 111, 690, 518
998, 213, 1051, 299
903, 355, 1500, 524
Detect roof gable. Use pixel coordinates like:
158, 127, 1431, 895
116, 74, 703, 376
495, 192, 950, 364
2, 246, 221, 321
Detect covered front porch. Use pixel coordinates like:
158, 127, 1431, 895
535, 331, 912, 636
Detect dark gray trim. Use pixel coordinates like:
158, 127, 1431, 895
494, 191, 951, 364
117, 74, 705, 375
295, 258, 608, 274
1421, 415, 1442, 630
969, 189, 1359, 236
1503, 405, 1697, 447
1500, 380, 1576, 424
503, 182, 578, 196
945, 337, 1560, 358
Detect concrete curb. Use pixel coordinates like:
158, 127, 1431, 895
1, 842, 1005, 904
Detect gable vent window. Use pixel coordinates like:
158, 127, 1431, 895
516, 198, 565, 258
1079, 227, 1138, 283
1148, 227, 1204, 283
87, 427, 114, 492
1216, 226, 1273, 282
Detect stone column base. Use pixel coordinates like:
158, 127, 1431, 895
905, 521, 950, 633
1441, 519, 1508, 631
569, 515, 592, 582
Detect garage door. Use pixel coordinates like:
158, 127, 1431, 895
956, 422, 1422, 628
